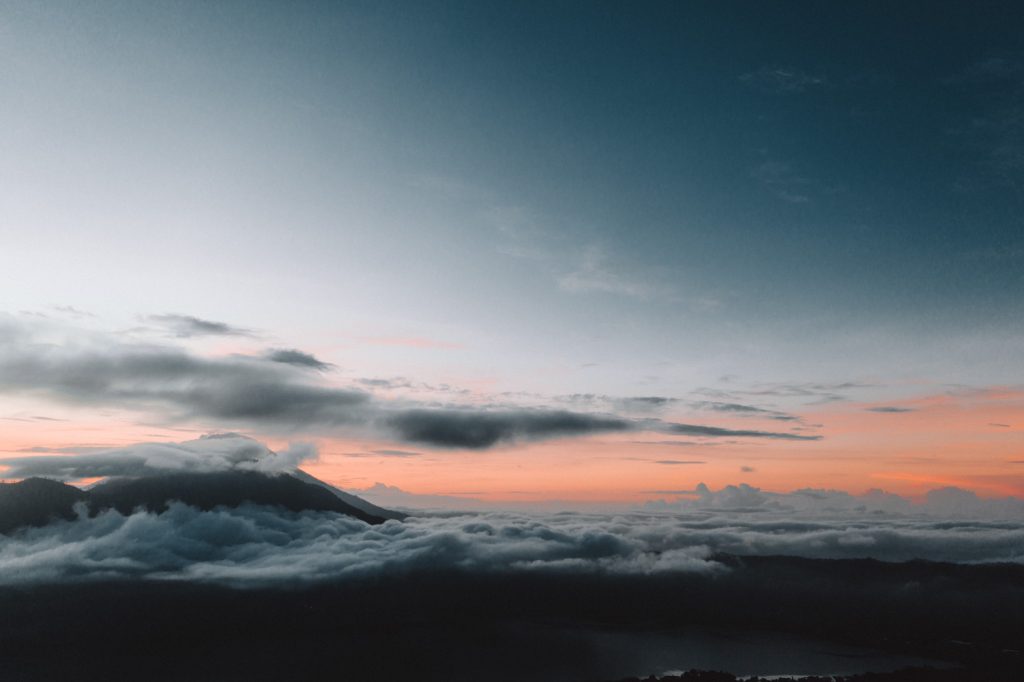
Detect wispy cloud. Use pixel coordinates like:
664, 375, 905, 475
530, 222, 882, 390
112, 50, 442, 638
558, 246, 662, 298
659, 421, 819, 441
148, 314, 256, 338
653, 460, 705, 465
751, 161, 813, 204
739, 66, 827, 94
343, 449, 422, 459
263, 348, 334, 371
696, 381, 872, 405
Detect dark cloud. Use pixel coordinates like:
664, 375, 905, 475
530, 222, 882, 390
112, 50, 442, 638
357, 377, 413, 389
0, 339, 369, 429
263, 348, 333, 371
386, 409, 632, 449
741, 466, 756, 473
659, 422, 820, 441
653, 460, 705, 465
693, 401, 773, 414
372, 449, 421, 458
344, 449, 422, 458
865, 406, 915, 413
990, 422, 1011, 427
0, 319, 826, 449
148, 314, 255, 338
618, 396, 677, 410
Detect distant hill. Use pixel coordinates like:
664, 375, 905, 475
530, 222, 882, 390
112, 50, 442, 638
0, 478, 87, 534
0, 470, 400, 533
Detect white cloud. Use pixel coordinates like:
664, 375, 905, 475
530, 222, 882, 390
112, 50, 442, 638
0, 433, 317, 480
2, 498, 1022, 587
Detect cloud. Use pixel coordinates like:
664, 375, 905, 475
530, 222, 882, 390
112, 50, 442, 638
556, 394, 679, 414
344, 449, 422, 459
0, 434, 317, 480
0, 329, 369, 429
0, 317, 821, 449
0, 505, 727, 586
739, 66, 827, 93
692, 401, 772, 414
691, 400, 798, 421
629, 440, 724, 448
751, 161, 815, 203
386, 409, 632, 449
645, 481, 1024, 520
557, 246, 663, 298
865, 406, 915, 413
1, 493, 1023, 588
263, 348, 333, 371
697, 381, 871, 405
653, 460, 705, 465
148, 314, 255, 338
50, 305, 96, 319
659, 422, 819, 441
945, 56, 1024, 86
383, 409, 814, 449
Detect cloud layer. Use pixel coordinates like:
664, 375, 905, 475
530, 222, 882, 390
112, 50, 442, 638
0, 434, 315, 480
1, 502, 1022, 587
0, 317, 814, 448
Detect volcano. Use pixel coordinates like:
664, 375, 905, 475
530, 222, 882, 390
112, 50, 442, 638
0, 469, 400, 532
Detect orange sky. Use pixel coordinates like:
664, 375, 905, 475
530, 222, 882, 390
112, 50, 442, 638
2, 386, 1022, 501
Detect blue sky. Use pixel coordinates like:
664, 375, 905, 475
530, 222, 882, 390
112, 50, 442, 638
1, 2, 1023, 499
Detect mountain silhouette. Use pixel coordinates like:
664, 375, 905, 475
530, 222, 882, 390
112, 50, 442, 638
0, 477, 87, 534
0, 470, 398, 533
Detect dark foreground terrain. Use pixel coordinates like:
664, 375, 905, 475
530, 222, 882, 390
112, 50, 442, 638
612, 668, 1015, 681
0, 554, 1020, 681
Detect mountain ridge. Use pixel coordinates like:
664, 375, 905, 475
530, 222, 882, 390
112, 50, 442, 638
0, 470, 400, 532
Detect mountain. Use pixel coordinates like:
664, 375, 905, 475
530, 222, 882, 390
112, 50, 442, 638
292, 469, 407, 521
0, 471, 402, 533
87, 471, 388, 523
0, 478, 88, 533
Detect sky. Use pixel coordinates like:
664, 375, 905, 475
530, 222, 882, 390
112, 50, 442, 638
1, 1, 1022, 503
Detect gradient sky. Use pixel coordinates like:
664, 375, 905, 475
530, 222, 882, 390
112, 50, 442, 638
1, 1, 1022, 503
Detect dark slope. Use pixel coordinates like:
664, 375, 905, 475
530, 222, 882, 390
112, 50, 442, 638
0, 471, 401, 532
87, 471, 387, 524
0, 478, 87, 533
293, 469, 407, 520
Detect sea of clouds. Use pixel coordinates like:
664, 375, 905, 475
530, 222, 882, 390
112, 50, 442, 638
2, 433, 1023, 587
2, 501, 1022, 587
